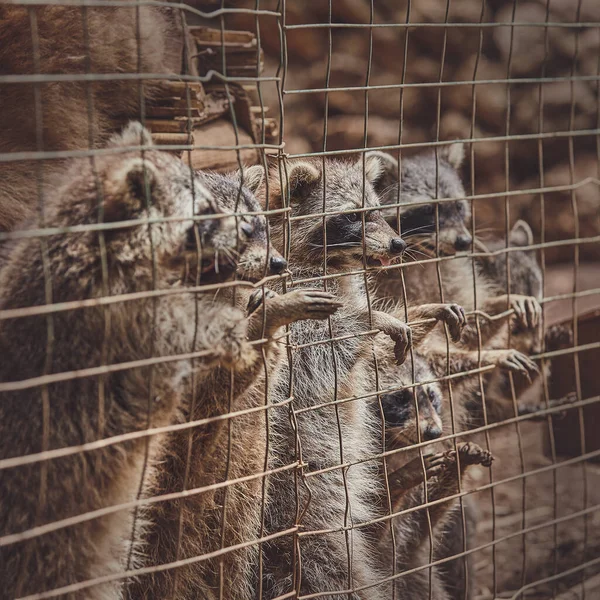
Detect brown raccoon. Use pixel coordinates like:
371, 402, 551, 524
129, 165, 342, 600
257, 155, 414, 599
0, 2, 182, 232
375, 353, 486, 600
385, 442, 492, 600
0, 123, 263, 600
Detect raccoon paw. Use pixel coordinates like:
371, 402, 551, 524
437, 303, 467, 342
390, 323, 412, 365
282, 289, 343, 321
457, 442, 494, 468
423, 452, 453, 478
247, 288, 278, 315
496, 349, 539, 380
511, 295, 542, 330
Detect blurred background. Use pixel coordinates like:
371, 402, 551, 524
220, 0, 600, 269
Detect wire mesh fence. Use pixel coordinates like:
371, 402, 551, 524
0, 1, 599, 599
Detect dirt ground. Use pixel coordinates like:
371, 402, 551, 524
467, 418, 600, 599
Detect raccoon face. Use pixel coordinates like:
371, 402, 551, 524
382, 379, 444, 448
197, 167, 288, 283
281, 157, 406, 270
396, 198, 471, 254
93, 122, 243, 285
368, 143, 473, 255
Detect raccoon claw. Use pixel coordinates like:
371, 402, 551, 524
511, 295, 542, 330
389, 452, 448, 492
390, 325, 412, 365
457, 442, 494, 468
439, 303, 467, 342
247, 288, 278, 315
285, 289, 343, 321
423, 452, 451, 478
497, 350, 539, 380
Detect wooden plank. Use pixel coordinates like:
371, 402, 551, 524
151, 132, 190, 146
145, 106, 202, 119
188, 119, 259, 173
190, 26, 256, 48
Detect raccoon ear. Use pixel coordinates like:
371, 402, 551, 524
284, 161, 321, 200
510, 219, 534, 247
238, 164, 265, 194
108, 121, 154, 149
440, 142, 465, 170
103, 158, 158, 222
361, 153, 383, 185
365, 151, 399, 195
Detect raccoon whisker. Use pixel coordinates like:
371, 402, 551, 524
404, 250, 429, 268
406, 247, 432, 259
400, 224, 435, 237
407, 241, 434, 255
222, 247, 239, 265
378, 182, 401, 200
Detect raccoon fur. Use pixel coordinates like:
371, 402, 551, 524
0, 123, 261, 600
258, 155, 412, 600
129, 166, 341, 600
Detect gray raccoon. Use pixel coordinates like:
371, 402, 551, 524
368, 146, 542, 427
0, 2, 182, 232
130, 165, 342, 600
258, 155, 415, 600
375, 354, 491, 600
0, 123, 262, 600
369, 144, 541, 347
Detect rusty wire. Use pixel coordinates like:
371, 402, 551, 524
0, 1, 599, 599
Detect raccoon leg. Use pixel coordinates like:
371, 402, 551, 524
387, 452, 450, 511
389, 444, 492, 573
517, 391, 577, 420
424, 347, 538, 381
246, 288, 342, 340
420, 442, 493, 530
404, 303, 467, 345
435, 496, 479, 600
371, 310, 412, 364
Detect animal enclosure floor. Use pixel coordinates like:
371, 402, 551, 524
469, 421, 600, 599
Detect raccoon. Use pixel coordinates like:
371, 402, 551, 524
368, 145, 542, 427
376, 354, 485, 600
0, 123, 263, 600
0, 2, 182, 232
129, 165, 342, 600
371, 143, 472, 254
368, 144, 542, 348
257, 155, 415, 600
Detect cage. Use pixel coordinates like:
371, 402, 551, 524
0, 1, 599, 599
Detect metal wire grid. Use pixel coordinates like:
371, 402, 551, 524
0, 1, 598, 599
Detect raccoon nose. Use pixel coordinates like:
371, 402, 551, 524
455, 234, 472, 251
269, 256, 288, 274
390, 237, 407, 254
422, 424, 443, 441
